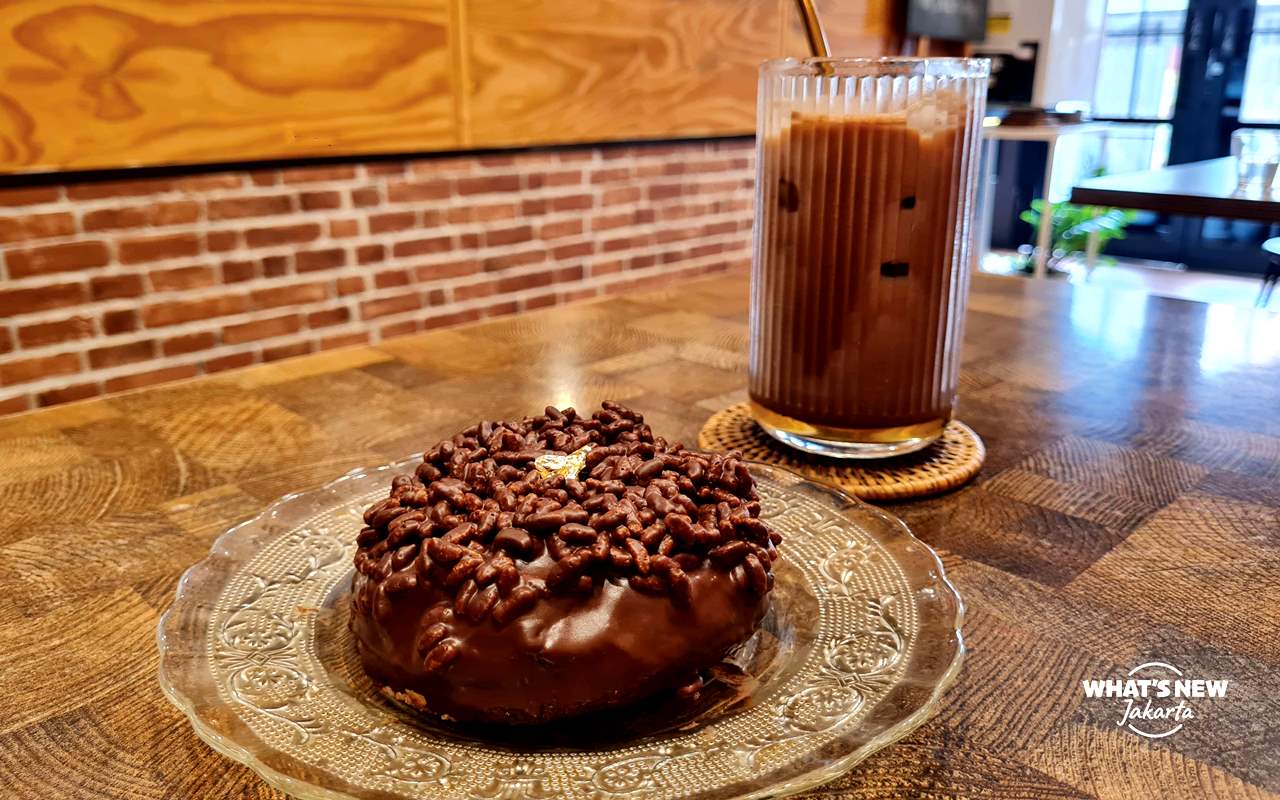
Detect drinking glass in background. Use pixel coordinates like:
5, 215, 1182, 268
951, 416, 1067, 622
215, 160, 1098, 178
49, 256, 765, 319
1232, 129, 1280, 196
749, 57, 989, 459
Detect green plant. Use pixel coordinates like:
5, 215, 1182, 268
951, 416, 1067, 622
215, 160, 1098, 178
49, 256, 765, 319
1019, 199, 1138, 269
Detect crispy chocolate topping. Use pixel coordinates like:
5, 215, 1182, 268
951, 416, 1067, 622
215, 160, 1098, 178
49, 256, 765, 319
349, 401, 781, 724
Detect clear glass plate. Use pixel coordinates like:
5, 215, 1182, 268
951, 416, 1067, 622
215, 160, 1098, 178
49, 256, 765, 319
158, 460, 964, 800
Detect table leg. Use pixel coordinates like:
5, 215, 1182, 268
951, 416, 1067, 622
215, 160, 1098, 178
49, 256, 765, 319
1034, 138, 1059, 280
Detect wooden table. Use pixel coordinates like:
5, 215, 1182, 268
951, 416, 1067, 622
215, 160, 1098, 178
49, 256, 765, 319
1, 271, 1278, 799
1070, 157, 1280, 223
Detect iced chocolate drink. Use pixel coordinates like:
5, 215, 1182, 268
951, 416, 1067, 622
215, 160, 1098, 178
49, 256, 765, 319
749, 58, 988, 458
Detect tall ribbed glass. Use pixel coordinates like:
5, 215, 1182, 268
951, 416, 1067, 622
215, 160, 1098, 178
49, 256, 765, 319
749, 57, 989, 459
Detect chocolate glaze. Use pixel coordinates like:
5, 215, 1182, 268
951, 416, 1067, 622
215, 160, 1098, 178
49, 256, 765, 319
348, 402, 781, 725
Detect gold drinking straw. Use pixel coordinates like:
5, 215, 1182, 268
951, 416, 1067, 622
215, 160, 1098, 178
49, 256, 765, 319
793, 0, 831, 59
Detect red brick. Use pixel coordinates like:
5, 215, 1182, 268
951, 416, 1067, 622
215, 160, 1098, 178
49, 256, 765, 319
263, 340, 313, 362
527, 170, 582, 189
320, 332, 369, 350
295, 248, 346, 272
369, 211, 416, 234
483, 249, 545, 271
0, 328, 11, 354
592, 259, 625, 277
591, 212, 632, 232
690, 242, 726, 258
204, 352, 256, 373
495, 271, 554, 293
163, 332, 217, 356
703, 220, 738, 236
648, 184, 683, 201
0, 211, 75, 244
460, 232, 481, 249
88, 340, 155, 369
602, 186, 642, 205
0, 352, 80, 386
356, 244, 385, 265
426, 288, 446, 306
118, 233, 200, 265
82, 201, 200, 231
206, 230, 239, 252
7, 241, 109, 278
281, 165, 357, 183
330, 219, 360, 238
482, 300, 520, 318
307, 307, 350, 328
17, 316, 94, 348
552, 241, 593, 259
248, 170, 279, 187
602, 234, 645, 253
103, 364, 199, 393
221, 260, 256, 283
380, 320, 419, 338
473, 202, 518, 222
519, 198, 547, 216
208, 195, 293, 220
455, 280, 497, 301
634, 208, 657, 225
374, 269, 410, 289
174, 174, 243, 192
101, 309, 138, 335
262, 255, 289, 277
360, 292, 421, 319
37, 381, 100, 407
0, 395, 31, 414
386, 181, 450, 203
549, 194, 593, 212
539, 219, 583, 239
456, 175, 518, 195
415, 259, 479, 281
150, 265, 217, 291
590, 167, 631, 184
555, 264, 585, 282
0, 186, 60, 206
351, 187, 381, 207
365, 163, 406, 177
299, 190, 342, 211
524, 292, 557, 310
245, 223, 320, 248
251, 282, 328, 309
223, 314, 303, 344
336, 276, 365, 296
485, 225, 533, 247
144, 295, 249, 327
393, 236, 452, 258
0, 282, 87, 315
557, 151, 597, 164
422, 309, 482, 330
66, 178, 172, 200
628, 254, 657, 270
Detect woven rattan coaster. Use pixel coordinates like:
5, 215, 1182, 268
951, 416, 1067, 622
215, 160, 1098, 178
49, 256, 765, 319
698, 403, 984, 501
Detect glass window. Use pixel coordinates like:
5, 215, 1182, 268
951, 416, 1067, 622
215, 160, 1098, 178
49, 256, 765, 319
1241, 0, 1280, 123
1093, 0, 1189, 120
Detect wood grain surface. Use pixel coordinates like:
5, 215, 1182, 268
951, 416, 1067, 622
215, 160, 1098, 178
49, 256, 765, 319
0, 0, 896, 173
1, 271, 1278, 798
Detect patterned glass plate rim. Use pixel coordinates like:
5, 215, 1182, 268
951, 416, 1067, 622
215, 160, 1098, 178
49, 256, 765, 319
157, 458, 965, 800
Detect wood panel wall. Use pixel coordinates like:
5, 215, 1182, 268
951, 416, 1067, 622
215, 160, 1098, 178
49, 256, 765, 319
0, 0, 898, 174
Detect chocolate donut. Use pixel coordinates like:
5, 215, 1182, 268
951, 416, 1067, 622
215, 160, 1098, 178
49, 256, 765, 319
349, 402, 781, 724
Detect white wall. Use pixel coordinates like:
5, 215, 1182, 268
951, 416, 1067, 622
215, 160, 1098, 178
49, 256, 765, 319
980, 0, 1107, 108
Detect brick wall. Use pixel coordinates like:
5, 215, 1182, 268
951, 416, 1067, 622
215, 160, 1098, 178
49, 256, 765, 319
0, 139, 754, 415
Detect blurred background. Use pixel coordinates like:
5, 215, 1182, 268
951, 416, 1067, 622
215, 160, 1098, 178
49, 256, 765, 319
0, 0, 1276, 416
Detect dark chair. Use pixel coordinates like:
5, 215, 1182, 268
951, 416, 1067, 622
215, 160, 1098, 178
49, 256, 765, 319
1260, 237, 1280, 308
